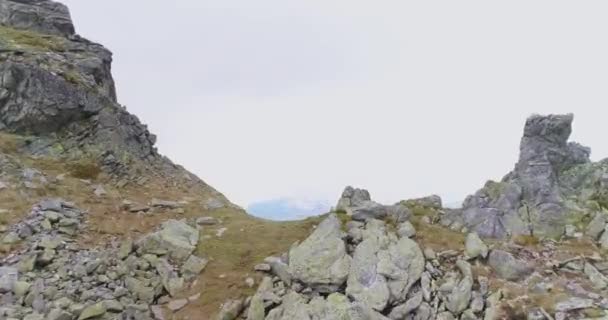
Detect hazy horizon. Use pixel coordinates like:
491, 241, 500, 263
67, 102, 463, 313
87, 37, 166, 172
62, 1, 608, 215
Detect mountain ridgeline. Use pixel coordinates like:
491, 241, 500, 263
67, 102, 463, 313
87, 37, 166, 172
1, 1, 608, 320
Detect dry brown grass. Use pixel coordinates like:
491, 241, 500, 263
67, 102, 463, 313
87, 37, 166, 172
411, 217, 466, 252
178, 211, 322, 319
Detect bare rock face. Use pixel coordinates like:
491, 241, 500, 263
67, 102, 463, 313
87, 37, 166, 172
446, 114, 605, 239
0, 0, 235, 207
0, 0, 75, 37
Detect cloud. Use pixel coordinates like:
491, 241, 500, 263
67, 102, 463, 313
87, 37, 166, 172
62, 0, 608, 208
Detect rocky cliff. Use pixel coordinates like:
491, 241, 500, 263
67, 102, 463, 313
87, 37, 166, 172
0, 0, 223, 190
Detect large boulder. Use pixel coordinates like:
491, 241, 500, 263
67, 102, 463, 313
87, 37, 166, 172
288, 214, 351, 292
488, 249, 533, 281
137, 220, 199, 262
336, 186, 371, 212
350, 201, 388, 222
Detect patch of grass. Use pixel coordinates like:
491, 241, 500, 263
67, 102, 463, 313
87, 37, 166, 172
190, 210, 323, 318
0, 25, 65, 52
66, 158, 102, 180
336, 211, 351, 228
0, 133, 21, 154
512, 234, 540, 246
61, 70, 82, 85
411, 217, 465, 252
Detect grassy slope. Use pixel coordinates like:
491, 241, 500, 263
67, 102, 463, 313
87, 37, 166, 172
0, 134, 323, 319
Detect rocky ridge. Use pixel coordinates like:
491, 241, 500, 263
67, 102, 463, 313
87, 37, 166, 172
3, 1, 608, 320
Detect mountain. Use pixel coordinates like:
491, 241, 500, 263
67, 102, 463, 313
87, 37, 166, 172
1, 1, 608, 320
247, 198, 331, 220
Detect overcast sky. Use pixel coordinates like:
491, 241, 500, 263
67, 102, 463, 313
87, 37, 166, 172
62, 1, 608, 209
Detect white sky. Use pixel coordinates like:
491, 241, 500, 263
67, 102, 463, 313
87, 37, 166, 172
62, 1, 608, 207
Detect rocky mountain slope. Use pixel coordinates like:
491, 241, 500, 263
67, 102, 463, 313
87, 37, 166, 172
2, 1, 608, 320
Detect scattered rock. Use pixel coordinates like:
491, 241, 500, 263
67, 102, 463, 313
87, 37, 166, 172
254, 264, 271, 272
196, 216, 220, 226
78, 302, 106, 320
217, 299, 244, 320
168, 299, 188, 311
488, 249, 533, 281
137, 219, 199, 262
464, 233, 488, 259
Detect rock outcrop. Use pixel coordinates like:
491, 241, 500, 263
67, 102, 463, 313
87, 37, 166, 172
336, 186, 411, 223
244, 215, 494, 320
444, 114, 608, 239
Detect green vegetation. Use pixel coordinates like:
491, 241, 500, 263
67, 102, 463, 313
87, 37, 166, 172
61, 70, 81, 85
0, 25, 65, 52
483, 180, 507, 199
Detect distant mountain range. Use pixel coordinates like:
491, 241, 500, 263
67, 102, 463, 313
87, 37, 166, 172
247, 198, 332, 220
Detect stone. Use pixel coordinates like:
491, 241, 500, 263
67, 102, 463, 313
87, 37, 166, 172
217, 299, 244, 320
388, 291, 423, 319
151, 199, 183, 209
488, 249, 533, 281
445, 260, 473, 315
203, 198, 226, 210
405, 195, 443, 209
350, 201, 388, 221
181, 255, 209, 277
336, 186, 371, 212
555, 297, 594, 312
196, 216, 220, 225
246, 294, 265, 320
102, 300, 123, 312
386, 204, 412, 223
18, 253, 37, 272
13, 281, 31, 297
137, 219, 199, 262
93, 185, 107, 197
377, 236, 425, 303
39, 198, 64, 212
587, 213, 606, 240
0, 267, 18, 293
156, 259, 185, 297
465, 233, 488, 259
46, 309, 73, 320
254, 264, 271, 272
168, 299, 188, 311
216, 227, 228, 237
150, 305, 166, 320
78, 302, 106, 320
288, 214, 351, 292
599, 226, 608, 250
397, 221, 416, 238
118, 239, 133, 260
2, 231, 20, 244
584, 262, 608, 289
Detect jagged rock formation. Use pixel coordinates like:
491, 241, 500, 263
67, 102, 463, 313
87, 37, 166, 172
444, 114, 608, 239
239, 214, 495, 320
0, 0, 231, 201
